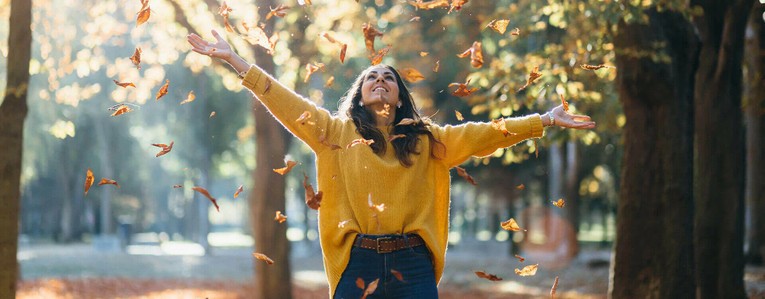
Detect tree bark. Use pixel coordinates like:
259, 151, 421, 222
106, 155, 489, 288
611, 8, 697, 298
691, 0, 751, 297
744, 2, 765, 266
0, 0, 32, 297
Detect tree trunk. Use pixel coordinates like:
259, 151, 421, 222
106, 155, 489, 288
0, 0, 32, 297
691, 0, 751, 298
611, 8, 697, 298
744, 2, 765, 266
564, 140, 579, 256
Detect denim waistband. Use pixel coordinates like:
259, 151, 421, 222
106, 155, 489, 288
355, 233, 420, 240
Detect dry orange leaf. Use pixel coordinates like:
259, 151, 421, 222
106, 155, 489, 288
559, 93, 569, 111
491, 118, 517, 137
516, 184, 525, 190
98, 178, 120, 188
242, 26, 278, 54
475, 271, 503, 281
339, 44, 348, 63
433, 60, 440, 72
274, 211, 287, 223
376, 103, 391, 119
155, 79, 169, 100
266, 4, 289, 20
552, 198, 565, 208
517, 66, 542, 92
486, 19, 510, 34
273, 160, 298, 175
252, 252, 274, 264
391, 269, 405, 282
325, 76, 335, 87
338, 220, 350, 228
151, 141, 174, 157
264, 79, 272, 94
295, 111, 314, 125
454, 166, 477, 185
319, 32, 347, 63
192, 186, 220, 212
180, 91, 195, 105
84, 168, 94, 196
361, 278, 380, 299
408, 0, 449, 10
110, 104, 133, 117
511, 27, 520, 36
233, 185, 244, 198
113, 80, 135, 88
136, 6, 151, 27
551, 276, 560, 298
514, 254, 525, 262
455, 110, 464, 121
501, 218, 525, 232
388, 134, 407, 142
396, 118, 417, 126
369, 45, 392, 65
173, 184, 183, 188
420, 51, 429, 57
515, 264, 539, 276
448, 0, 468, 13
347, 138, 375, 149
456, 41, 483, 68
130, 47, 142, 70
449, 79, 479, 97
400, 68, 426, 83
580, 63, 615, 71
362, 23, 384, 55
304, 63, 325, 83
303, 172, 322, 210
318, 135, 342, 150
356, 277, 365, 290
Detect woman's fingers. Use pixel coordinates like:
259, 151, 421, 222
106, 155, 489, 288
571, 115, 591, 122
211, 29, 224, 42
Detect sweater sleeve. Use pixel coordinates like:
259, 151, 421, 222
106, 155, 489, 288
241, 65, 342, 153
430, 114, 545, 168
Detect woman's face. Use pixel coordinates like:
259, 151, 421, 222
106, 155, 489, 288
359, 66, 400, 108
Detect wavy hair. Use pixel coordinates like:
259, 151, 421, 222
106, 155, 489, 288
337, 64, 445, 167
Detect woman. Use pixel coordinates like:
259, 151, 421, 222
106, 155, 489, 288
187, 30, 595, 298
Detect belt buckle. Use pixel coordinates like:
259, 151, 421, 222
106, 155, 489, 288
376, 237, 393, 253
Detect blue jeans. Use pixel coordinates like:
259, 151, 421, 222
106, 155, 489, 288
334, 234, 439, 299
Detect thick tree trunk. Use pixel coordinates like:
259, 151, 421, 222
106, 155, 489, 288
0, 0, 32, 297
744, 2, 765, 266
611, 9, 697, 298
564, 140, 579, 256
691, 1, 751, 298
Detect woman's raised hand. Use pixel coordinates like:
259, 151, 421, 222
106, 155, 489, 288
549, 105, 596, 129
187, 30, 233, 62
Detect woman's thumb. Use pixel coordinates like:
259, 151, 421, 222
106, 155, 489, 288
211, 29, 224, 42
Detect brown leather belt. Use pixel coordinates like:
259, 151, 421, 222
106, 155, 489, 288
353, 234, 425, 254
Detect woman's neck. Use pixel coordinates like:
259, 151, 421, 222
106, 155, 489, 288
367, 104, 396, 127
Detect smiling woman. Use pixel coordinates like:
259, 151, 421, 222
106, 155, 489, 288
187, 29, 595, 299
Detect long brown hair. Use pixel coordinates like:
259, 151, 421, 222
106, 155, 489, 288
337, 64, 445, 167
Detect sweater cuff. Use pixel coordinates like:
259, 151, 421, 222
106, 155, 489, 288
530, 113, 545, 138
241, 65, 263, 91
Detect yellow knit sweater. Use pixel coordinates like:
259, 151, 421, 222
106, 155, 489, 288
242, 65, 545, 296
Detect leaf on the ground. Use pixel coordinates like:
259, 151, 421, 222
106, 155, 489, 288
390, 269, 405, 282
98, 178, 120, 188
501, 218, 525, 232
304, 63, 325, 83
552, 198, 565, 208
130, 47, 142, 70
454, 166, 477, 185
192, 186, 220, 212
84, 168, 94, 196
151, 141, 174, 157
486, 19, 510, 34
456, 41, 483, 68
347, 138, 375, 149
273, 160, 298, 175
252, 252, 274, 264
449, 79, 479, 97
295, 111, 315, 125
517, 66, 542, 92
475, 271, 503, 281
303, 172, 322, 210
455, 110, 464, 121
274, 211, 287, 223
514, 254, 525, 262
155, 79, 169, 100
362, 23, 384, 55
113, 80, 135, 88
266, 4, 289, 20
233, 185, 244, 198
180, 91, 195, 105
551, 276, 559, 298
515, 264, 539, 276
580, 64, 614, 71
400, 68, 425, 83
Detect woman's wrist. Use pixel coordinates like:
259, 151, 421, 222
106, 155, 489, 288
541, 112, 554, 127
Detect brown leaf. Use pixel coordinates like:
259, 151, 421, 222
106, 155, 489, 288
318, 135, 341, 150
455, 110, 464, 121
295, 111, 314, 125
408, 0, 449, 10
433, 60, 440, 72
491, 118, 517, 137
136, 6, 151, 27
355, 277, 365, 290
110, 105, 133, 117
173, 184, 183, 188
274, 211, 287, 223
454, 166, 477, 185
266, 4, 289, 20
448, 0, 468, 13
388, 134, 407, 142
209, 111, 216, 118
151, 141, 174, 157
475, 271, 503, 281
420, 51, 429, 57
362, 23, 384, 55
448, 79, 479, 97
303, 172, 322, 210
501, 218, 525, 232
486, 19, 510, 34
130, 47, 142, 70
98, 178, 120, 188
517, 66, 542, 92
580, 63, 615, 71
550, 276, 560, 298
155, 79, 169, 100
515, 264, 539, 276
456, 41, 483, 68
510, 27, 520, 36
339, 43, 348, 63
242, 26, 279, 54
192, 186, 220, 212
390, 269, 405, 282
180, 91, 195, 105
400, 68, 426, 83
369, 45, 392, 65
218, 1, 232, 16
515, 184, 525, 190
396, 118, 417, 126
559, 93, 569, 112
325, 76, 335, 87
347, 138, 375, 149
252, 252, 274, 264
273, 160, 298, 175
264, 78, 272, 94
84, 168, 94, 196
552, 198, 565, 208
376, 103, 391, 119
233, 185, 244, 198
113, 80, 135, 88
304, 63, 325, 83
514, 254, 526, 262
362, 278, 380, 299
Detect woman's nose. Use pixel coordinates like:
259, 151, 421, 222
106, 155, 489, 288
376, 77, 384, 83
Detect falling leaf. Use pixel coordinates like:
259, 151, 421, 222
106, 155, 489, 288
580, 64, 615, 71
273, 160, 298, 175
559, 93, 569, 112
84, 168, 94, 196
218, 0, 233, 32
491, 118, 517, 137
456, 41, 483, 68
98, 178, 120, 188
433, 60, 440, 72
130, 47, 142, 70
550, 276, 560, 298
486, 19, 510, 34
266, 4, 289, 20
400, 68, 425, 83
369, 45, 392, 65
455, 110, 464, 121
356, 277, 365, 290
391, 269, 405, 282
113, 80, 135, 88
475, 271, 503, 281
339, 44, 348, 63
368, 194, 385, 212
420, 51, 429, 57
511, 28, 520, 36
234, 185, 244, 198
295, 111, 314, 125
396, 118, 417, 126
209, 111, 216, 118
552, 198, 565, 208
361, 278, 380, 299
501, 218, 525, 232
515, 264, 539, 276
151, 141, 174, 157
155, 79, 169, 100
325, 76, 335, 87
514, 254, 526, 262
388, 134, 407, 142
173, 185, 183, 188
274, 211, 287, 223
408, 0, 449, 10
303, 172, 322, 210
338, 220, 350, 228
516, 184, 525, 190
110, 104, 133, 117
180, 91, 195, 105
136, 7, 151, 27
304, 63, 325, 83
517, 66, 542, 92
448, 0, 468, 13
454, 166, 477, 185
449, 79, 479, 97
252, 252, 274, 264
410, 16, 421, 22
192, 186, 220, 212
242, 26, 279, 54
362, 23, 384, 55
376, 103, 391, 119
347, 138, 375, 149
